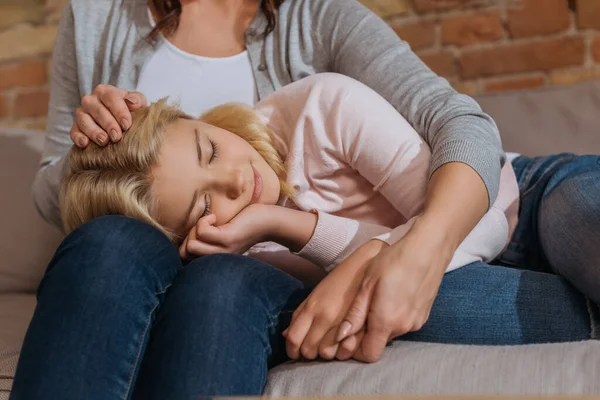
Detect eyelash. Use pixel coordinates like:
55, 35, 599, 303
198, 140, 218, 219
209, 139, 218, 163
200, 193, 211, 218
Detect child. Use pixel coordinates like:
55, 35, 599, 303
61, 73, 519, 276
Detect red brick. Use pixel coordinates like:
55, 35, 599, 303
484, 76, 545, 92
442, 11, 504, 47
507, 0, 570, 38
0, 94, 11, 118
459, 37, 585, 79
419, 51, 456, 77
576, 0, 600, 30
412, 0, 482, 14
0, 59, 47, 91
593, 35, 600, 62
393, 21, 436, 50
14, 89, 49, 118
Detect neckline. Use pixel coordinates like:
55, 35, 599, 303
146, 7, 252, 62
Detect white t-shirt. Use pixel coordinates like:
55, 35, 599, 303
136, 10, 257, 117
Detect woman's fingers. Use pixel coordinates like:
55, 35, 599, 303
336, 329, 365, 361
74, 86, 148, 147
123, 91, 147, 110
96, 86, 133, 133
75, 107, 109, 146
83, 94, 124, 142
69, 124, 89, 148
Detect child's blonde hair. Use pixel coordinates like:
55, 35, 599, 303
60, 99, 294, 243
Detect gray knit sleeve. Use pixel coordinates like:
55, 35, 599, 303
311, 0, 505, 207
31, 1, 78, 232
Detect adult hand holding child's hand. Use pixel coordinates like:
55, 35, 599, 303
179, 203, 274, 260
335, 218, 453, 363
282, 239, 387, 361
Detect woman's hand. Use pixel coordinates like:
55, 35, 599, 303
179, 204, 275, 260
335, 218, 453, 363
282, 239, 387, 361
70, 85, 147, 148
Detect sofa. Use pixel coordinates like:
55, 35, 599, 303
1, 81, 600, 398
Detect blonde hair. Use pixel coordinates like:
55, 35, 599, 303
60, 99, 294, 244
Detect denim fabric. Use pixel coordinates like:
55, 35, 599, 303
11, 212, 594, 398
497, 154, 600, 305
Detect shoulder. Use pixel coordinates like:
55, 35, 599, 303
67, 0, 144, 32
278, 0, 372, 24
69, 0, 126, 19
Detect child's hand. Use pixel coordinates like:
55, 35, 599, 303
179, 203, 274, 259
282, 239, 387, 361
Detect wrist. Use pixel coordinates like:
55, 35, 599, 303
410, 213, 460, 252
404, 216, 456, 270
265, 207, 318, 252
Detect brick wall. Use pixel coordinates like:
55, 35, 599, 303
0, 0, 66, 130
0, 0, 599, 129
365, 0, 600, 95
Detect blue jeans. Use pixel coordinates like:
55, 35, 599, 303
10, 154, 599, 399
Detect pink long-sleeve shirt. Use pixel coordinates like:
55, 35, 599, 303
250, 73, 519, 273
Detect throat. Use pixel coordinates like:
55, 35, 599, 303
169, 0, 260, 58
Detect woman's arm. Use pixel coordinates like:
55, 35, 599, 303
312, 0, 500, 249
31, 3, 79, 231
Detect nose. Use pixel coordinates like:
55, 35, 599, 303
219, 168, 245, 200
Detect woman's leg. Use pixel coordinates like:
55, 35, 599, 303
11, 215, 183, 400
499, 154, 600, 304
131, 254, 308, 398
401, 261, 594, 345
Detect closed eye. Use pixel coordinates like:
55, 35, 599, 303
209, 139, 218, 163
200, 193, 211, 218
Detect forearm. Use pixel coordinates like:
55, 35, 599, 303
409, 162, 489, 264
316, 0, 504, 206
266, 207, 318, 253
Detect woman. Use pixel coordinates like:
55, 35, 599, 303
11, 0, 598, 398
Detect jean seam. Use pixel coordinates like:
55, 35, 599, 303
122, 283, 172, 399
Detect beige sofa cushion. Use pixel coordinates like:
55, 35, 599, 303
264, 340, 600, 395
0, 293, 36, 397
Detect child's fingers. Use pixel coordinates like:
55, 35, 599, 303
184, 239, 226, 257
197, 213, 217, 227
179, 235, 190, 259
179, 224, 198, 259
285, 310, 314, 361
299, 317, 336, 360
195, 215, 225, 244
318, 327, 340, 360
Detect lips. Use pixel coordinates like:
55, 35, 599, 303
250, 164, 263, 204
